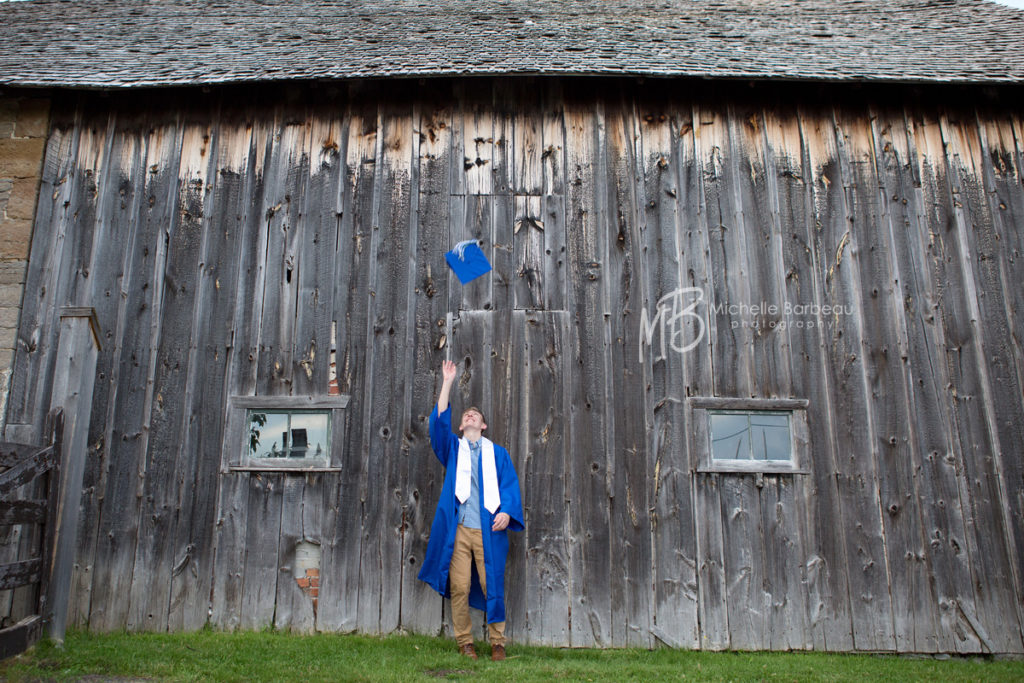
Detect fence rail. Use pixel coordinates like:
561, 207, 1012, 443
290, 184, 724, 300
0, 410, 63, 660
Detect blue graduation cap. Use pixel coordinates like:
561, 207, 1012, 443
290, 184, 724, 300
445, 239, 492, 285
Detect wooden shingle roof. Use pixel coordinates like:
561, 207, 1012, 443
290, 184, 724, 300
1, 0, 1023, 88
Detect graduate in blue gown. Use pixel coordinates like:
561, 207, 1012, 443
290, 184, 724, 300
418, 359, 524, 660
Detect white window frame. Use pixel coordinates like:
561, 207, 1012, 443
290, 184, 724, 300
689, 397, 809, 474
223, 395, 349, 472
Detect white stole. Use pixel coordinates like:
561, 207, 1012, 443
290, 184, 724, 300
454, 436, 500, 513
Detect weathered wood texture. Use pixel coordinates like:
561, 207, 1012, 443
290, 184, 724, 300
4, 80, 1023, 652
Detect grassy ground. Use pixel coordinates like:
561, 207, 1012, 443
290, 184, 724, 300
0, 630, 1022, 682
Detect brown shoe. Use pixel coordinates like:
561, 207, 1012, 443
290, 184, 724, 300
459, 643, 478, 660
491, 644, 506, 661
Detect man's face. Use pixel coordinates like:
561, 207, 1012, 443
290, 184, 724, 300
459, 409, 486, 433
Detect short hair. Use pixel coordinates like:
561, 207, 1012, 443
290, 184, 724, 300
462, 406, 486, 423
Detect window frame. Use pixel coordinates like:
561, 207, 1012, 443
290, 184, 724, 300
224, 395, 349, 472
689, 397, 809, 474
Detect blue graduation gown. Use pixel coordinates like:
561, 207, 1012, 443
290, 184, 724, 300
417, 404, 524, 624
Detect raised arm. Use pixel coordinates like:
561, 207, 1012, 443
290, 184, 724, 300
437, 359, 457, 413
429, 360, 459, 464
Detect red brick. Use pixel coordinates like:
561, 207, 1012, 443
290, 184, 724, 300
295, 577, 311, 589
309, 587, 319, 598
310, 577, 319, 588
306, 568, 320, 578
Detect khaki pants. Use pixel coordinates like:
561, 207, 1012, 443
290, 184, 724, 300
450, 524, 506, 646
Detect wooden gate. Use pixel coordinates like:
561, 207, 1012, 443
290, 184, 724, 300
0, 410, 63, 659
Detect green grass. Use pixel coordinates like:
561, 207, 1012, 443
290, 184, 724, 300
1, 629, 1022, 682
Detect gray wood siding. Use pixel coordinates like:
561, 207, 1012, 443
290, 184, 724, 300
5, 80, 1023, 652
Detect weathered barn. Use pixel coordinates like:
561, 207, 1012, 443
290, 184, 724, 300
0, 0, 1023, 653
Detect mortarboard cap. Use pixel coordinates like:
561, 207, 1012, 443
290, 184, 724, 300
445, 239, 492, 285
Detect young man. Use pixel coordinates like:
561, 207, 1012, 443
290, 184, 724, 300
417, 359, 524, 661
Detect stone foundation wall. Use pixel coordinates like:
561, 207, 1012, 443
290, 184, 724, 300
0, 94, 50, 435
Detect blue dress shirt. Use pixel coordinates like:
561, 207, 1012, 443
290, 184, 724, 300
457, 439, 482, 529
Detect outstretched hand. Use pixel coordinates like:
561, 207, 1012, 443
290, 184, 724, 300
442, 359, 457, 383
492, 512, 510, 532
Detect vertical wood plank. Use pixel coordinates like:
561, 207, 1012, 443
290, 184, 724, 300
878, 105, 984, 653
255, 113, 310, 398
730, 103, 792, 398
239, 472, 284, 629
5, 104, 79, 429
936, 112, 1024, 651
767, 106, 855, 651
127, 117, 211, 632
677, 103, 716, 400
698, 104, 754, 399
492, 307, 524, 643
695, 471, 729, 650
454, 84, 493, 196
510, 79, 543, 196
209, 109, 274, 631
70, 105, 148, 627
719, 474, 766, 650
168, 104, 252, 633
399, 84, 452, 637
834, 107, 935, 652
491, 192, 515, 314
816, 104, 897, 651
976, 112, 1024, 637
963, 114, 1024, 632
635, 92, 701, 648
861, 106, 945, 652
541, 80, 567, 197
513, 194, 544, 310
274, 475, 319, 633
909, 111, 998, 652
564, 93, 611, 647
522, 310, 571, 646
18, 104, 106, 460
357, 101, 414, 635
759, 476, 811, 650
87, 113, 181, 631
491, 81, 513, 198
291, 108, 344, 398
317, 93, 376, 633
604, 91, 651, 647
310, 96, 351, 634
754, 105, 815, 651
690, 105, 732, 651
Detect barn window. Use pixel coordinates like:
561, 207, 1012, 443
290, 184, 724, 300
709, 411, 791, 462
225, 396, 349, 472
690, 397, 809, 474
246, 410, 330, 463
